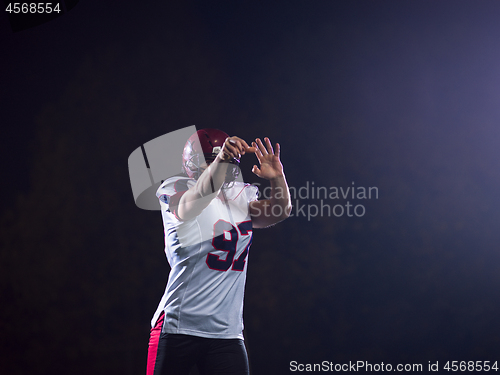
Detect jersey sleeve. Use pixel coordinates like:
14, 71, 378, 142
245, 183, 259, 203
156, 176, 193, 219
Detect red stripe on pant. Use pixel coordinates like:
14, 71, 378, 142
146, 312, 165, 375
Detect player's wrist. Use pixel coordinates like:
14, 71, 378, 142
216, 151, 233, 163
269, 173, 285, 182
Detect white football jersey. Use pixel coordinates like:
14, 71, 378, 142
152, 175, 259, 339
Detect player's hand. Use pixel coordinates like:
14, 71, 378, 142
251, 137, 284, 180
218, 136, 256, 161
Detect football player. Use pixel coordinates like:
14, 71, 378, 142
146, 129, 291, 375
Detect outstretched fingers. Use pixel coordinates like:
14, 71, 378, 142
252, 140, 262, 161
254, 137, 279, 157
251, 137, 284, 179
254, 138, 271, 156
264, 137, 275, 155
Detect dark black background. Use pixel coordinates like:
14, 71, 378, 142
2, 1, 500, 374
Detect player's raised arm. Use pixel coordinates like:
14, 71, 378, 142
175, 136, 256, 221
249, 137, 292, 228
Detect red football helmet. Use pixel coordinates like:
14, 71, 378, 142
182, 128, 240, 181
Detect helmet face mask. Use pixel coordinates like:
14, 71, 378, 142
182, 129, 240, 185
184, 152, 206, 180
